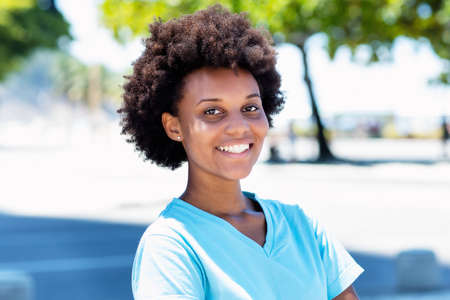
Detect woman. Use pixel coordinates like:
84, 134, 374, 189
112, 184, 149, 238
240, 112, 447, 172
119, 5, 364, 300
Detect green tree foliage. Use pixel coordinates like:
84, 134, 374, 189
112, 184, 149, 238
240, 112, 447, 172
100, 0, 450, 76
0, 0, 71, 81
100, 0, 450, 160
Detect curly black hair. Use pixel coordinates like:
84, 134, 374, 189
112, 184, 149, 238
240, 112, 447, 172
118, 4, 284, 170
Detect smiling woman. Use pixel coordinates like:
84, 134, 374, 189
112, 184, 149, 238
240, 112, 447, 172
119, 5, 364, 300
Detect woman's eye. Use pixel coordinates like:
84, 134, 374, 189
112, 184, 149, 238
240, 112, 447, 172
204, 108, 221, 115
243, 105, 258, 112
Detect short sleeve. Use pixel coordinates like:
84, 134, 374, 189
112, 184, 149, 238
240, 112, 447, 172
307, 212, 364, 300
132, 234, 205, 300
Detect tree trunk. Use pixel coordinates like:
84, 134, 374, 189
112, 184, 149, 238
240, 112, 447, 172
87, 65, 102, 111
297, 43, 335, 161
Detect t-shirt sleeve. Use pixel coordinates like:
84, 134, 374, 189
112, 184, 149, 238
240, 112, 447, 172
305, 210, 364, 300
132, 233, 205, 300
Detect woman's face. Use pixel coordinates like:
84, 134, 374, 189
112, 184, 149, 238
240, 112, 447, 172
172, 67, 269, 181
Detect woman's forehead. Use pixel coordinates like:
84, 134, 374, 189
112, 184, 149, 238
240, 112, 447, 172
182, 67, 260, 101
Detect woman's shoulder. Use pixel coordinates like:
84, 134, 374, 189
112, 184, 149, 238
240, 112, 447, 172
134, 218, 198, 266
138, 200, 192, 244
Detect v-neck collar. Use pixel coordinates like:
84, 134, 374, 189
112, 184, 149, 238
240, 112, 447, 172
170, 191, 274, 257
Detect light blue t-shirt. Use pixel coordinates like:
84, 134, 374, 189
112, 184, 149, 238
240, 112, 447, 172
132, 192, 364, 300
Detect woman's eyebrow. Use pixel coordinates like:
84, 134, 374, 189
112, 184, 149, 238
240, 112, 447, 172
197, 98, 221, 105
197, 93, 260, 105
247, 93, 260, 99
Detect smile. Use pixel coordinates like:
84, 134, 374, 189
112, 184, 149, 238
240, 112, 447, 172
216, 144, 251, 154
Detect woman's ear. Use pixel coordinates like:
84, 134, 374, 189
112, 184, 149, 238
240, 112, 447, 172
161, 112, 183, 142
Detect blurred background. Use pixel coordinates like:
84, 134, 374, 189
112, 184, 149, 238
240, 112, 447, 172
0, 0, 449, 299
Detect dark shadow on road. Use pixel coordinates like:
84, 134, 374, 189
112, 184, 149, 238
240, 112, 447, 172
0, 212, 148, 300
266, 157, 449, 166
352, 251, 450, 297
1, 212, 449, 300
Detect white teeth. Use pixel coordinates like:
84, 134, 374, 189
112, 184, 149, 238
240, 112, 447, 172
217, 144, 250, 153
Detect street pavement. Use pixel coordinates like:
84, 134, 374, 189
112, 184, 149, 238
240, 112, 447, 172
1, 138, 450, 299
0, 213, 146, 300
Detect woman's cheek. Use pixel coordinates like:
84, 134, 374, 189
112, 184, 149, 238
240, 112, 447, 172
255, 115, 269, 137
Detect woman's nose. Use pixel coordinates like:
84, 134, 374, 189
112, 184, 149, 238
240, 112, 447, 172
224, 112, 250, 136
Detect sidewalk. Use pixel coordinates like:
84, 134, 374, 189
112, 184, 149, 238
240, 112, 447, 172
362, 292, 450, 300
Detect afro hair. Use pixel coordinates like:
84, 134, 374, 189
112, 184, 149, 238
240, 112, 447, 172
118, 4, 284, 170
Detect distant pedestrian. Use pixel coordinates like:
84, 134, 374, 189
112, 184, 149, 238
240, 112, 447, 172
119, 5, 363, 300
288, 119, 298, 161
442, 116, 449, 158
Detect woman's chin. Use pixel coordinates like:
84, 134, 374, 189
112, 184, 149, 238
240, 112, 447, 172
219, 166, 254, 181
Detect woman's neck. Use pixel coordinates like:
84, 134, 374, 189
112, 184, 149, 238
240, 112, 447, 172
179, 167, 254, 217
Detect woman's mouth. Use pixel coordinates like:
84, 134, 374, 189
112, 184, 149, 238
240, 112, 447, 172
216, 143, 253, 154
216, 144, 249, 153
